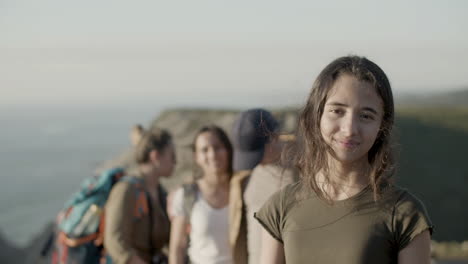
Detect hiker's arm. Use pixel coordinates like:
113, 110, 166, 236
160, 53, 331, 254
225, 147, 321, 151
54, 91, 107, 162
260, 229, 285, 264
169, 215, 189, 264
398, 230, 431, 264
168, 188, 189, 264
104, 182, 139, 264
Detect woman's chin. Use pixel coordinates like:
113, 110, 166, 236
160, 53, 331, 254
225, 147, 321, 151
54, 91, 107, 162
333, 154, 368, 165
211, 167, 228, 175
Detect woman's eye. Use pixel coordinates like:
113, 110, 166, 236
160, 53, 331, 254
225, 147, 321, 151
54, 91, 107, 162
361, 113, 375, 120
214, 145, 224, 152
330, 109, 343, 114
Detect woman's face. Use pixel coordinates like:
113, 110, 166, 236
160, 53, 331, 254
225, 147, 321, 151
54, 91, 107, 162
156, 142, 176, 177
194, 131, 229, 176
320, 74, 384, 165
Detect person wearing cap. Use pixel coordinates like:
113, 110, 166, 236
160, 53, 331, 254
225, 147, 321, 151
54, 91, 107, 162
229, 109, 296, 264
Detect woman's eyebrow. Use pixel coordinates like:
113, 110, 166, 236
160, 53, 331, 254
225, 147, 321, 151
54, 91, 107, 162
325, 101, 347, 107
362, 107, 378, 115
326, 102, 379, 115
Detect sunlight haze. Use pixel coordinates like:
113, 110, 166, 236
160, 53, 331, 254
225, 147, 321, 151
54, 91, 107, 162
1, 0, 467, 108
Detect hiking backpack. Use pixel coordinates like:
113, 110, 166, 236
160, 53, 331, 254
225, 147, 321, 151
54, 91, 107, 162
50, 168, 152, 264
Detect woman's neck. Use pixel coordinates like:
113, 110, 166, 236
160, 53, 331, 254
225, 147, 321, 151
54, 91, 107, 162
197, 172, 230, 209
138, 164, 160, 190
199, 172, 230, 189
318, 158, 370, 200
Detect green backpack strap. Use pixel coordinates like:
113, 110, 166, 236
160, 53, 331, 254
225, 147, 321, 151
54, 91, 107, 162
182, 183, 198, 220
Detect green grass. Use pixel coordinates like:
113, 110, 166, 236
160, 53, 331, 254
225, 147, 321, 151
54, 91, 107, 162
394, 107, 468, 241
397, 107, 468, 132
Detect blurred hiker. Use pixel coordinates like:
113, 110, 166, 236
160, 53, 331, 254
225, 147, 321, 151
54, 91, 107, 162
255, 56, 434, 263
169, 125, 233, 264
104, 128, 176, 264
50, 128, 175, 264
229, 109, 296, 264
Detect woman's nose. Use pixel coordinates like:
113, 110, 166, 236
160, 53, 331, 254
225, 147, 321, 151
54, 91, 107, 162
207, 148, 216, 159
341, 114, 359, 136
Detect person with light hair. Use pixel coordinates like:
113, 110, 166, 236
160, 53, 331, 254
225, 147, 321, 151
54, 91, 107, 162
105, 128, 176, 264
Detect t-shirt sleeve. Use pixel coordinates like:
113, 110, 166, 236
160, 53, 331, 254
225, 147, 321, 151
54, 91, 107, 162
393, 191, 434, 251
170, 187, 186, 217
254, 189, 284, 243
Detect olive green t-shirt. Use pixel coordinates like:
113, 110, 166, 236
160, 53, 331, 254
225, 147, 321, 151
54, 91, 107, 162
254, 182, 433, 264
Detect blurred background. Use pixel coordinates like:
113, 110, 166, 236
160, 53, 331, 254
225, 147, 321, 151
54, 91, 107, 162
1, 0, 467, 262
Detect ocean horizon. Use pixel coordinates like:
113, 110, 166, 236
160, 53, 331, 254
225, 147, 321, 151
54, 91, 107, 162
0, 106, 160, 246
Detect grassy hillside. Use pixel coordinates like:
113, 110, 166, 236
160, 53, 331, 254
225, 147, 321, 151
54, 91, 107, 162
397, 107, 468, 132
396, 88, 468, 107
395, 107, 468, 241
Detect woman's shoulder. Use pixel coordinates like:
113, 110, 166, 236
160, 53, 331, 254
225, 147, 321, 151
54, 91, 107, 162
281, 181, 302, 196
394, 186, 428, 211
380, 185, 430, 216
383, 185, 423, 203
382, 185, 434, 247
265, 181, 303, 209
108, 176, 146, 203
106, 178, 142, 212
111, 179, 137, 194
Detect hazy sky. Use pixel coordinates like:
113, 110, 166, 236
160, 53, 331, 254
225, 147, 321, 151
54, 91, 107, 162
1, 0, 467, 109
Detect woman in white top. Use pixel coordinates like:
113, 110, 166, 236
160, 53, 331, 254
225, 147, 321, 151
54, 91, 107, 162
169, 125, 233, 264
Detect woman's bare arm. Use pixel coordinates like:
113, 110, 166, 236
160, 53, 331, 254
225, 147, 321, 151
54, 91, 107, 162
169, 215, 189, 264
398, 230, 431, 264
260, 229, 285, 264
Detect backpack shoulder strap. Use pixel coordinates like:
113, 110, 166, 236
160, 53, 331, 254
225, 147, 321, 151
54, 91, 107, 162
119, 175, 143, 187
117, 176, 156, 257
119, 176, 149, 218
181, 182, 198, 219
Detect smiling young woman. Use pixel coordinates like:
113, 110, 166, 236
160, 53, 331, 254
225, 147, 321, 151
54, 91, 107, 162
255, 56, 434, 264
169, 125, 234, 264
320, 74, 383, 166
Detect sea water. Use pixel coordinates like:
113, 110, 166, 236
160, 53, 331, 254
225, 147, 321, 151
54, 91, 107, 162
0, 106, 158, 246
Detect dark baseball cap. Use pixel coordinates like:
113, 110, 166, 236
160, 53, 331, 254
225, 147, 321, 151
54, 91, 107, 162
232, 108, 279, 171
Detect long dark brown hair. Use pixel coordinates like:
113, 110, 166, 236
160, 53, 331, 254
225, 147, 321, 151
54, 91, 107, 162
289, 55, 395, 201
191, 125, 234, 178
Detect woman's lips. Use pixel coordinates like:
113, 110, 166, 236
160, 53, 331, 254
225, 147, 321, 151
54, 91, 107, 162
337, 139, 360, 149
210, 161, 224, 168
